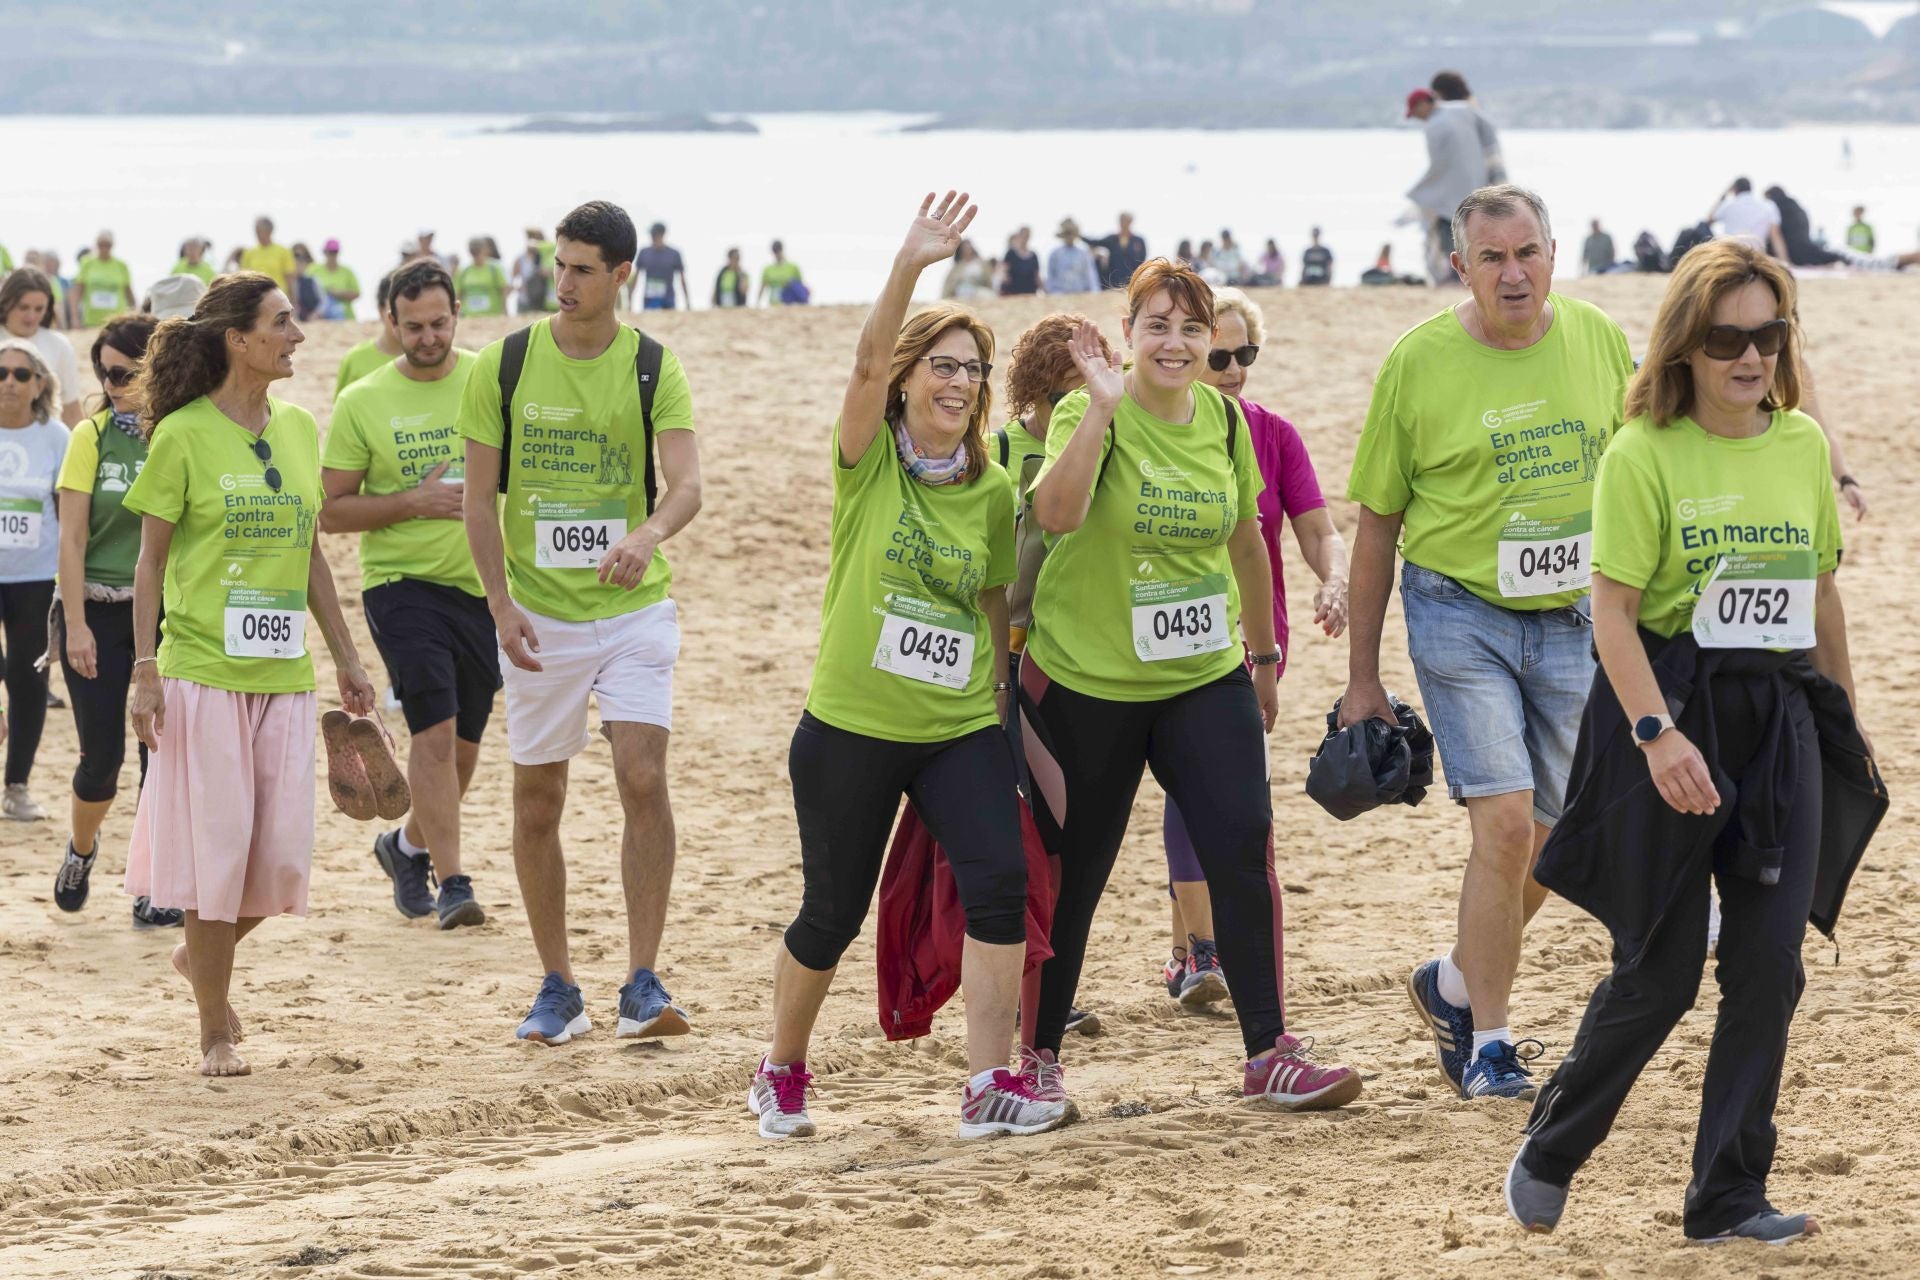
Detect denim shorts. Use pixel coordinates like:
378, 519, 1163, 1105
1400, 562, 1594, 825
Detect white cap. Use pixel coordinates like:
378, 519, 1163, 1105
147, 274, 206, 320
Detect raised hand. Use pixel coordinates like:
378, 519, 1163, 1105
1068, 320, 1124, 408
899, 191, 978, 270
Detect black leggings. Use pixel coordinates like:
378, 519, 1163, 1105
1020, 659, 1283, 1058
784, 711, 1027, 971
57, 598, 147, 804
0, 579, 53, 787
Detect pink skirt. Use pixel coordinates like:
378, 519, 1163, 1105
125, 679, 318, 924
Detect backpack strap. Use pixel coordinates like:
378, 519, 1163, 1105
633, 327, 662, 514
495, 324, 534, 494
1094, 388, 1239, 490
995, 426, 1009, 469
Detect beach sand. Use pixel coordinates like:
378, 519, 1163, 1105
0, 276, 1914, 1278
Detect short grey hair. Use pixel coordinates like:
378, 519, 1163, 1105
1452, 184, 1553, 261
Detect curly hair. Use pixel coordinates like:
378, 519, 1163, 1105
884, 302, 995, 484
129, 271, 280, 430
1005, 313, 1111, 421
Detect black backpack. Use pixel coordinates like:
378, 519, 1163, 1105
496, 324, 663, 513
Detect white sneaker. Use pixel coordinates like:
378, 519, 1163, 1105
957, 1069, 1070, 1139
4, 784, 46, 821
747, 1058, 816, 1139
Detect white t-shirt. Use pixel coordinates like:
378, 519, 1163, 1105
28, 327, 81, 411
0, 414, 69, 582
1714, 191, 1781, 246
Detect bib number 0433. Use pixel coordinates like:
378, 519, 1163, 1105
1131, 573, 1231, 662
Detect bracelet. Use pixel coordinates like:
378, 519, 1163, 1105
1247, 652, 1282, 667
992, 681, 1012, 693
1839, 475, 1859, 489
133, 656, 158, 670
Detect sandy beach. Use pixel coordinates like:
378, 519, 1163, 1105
0, 274, 1914, 1279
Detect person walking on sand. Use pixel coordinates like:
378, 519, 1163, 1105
75, 231, 135, 329
635, 223, 691, 312
229, 216, 297, 295
748, 192, 1066, 1142
0, 338, 69, 822
1343, 185, 1634, 1102
2, 266, 83, 424
322, 259, 495, 931
459, 200, 703, 1047
122, 272, 377, 1077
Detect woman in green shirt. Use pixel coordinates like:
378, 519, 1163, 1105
49, 313, 180, 927
1024, 259, 1359, 1113
121, 272, 376, 1078
457, 237, 509, 317
749, 193, 1065, 1143
1509, 238, 1869, 1244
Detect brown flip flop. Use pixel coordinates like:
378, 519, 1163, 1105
349, 714, 412, 822
322, 709, 377, 821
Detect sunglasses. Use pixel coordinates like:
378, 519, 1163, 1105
922, 356, 991, 383
1, 366, 37, 384
251, 436, 282, 493
1700, 319, 1788, 361
101, 366, 137, 388
1207, 344, 1260, 372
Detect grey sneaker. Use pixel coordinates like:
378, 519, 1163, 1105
54, 840, 97, 911
5, 784, 47, 822
1698, 1210, 1818, 1246
131, 895, 185, 929
372, 829, 434, 919
1505, 1141, 1568, 1233
436, 875, 485, 930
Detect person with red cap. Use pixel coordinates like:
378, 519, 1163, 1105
309, 240, 361, 321
1406, 82, 1481, 284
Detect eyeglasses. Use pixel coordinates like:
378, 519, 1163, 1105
1207, 344, 1260, 372
101, 366, 137, 388
921, 356, 991, 382
251, 436, 282, 493
1700, 319, 1788, 361
1, 367, 36, 384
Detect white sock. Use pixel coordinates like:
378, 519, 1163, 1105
1472, 1028, 1513, 1057
397, 828, 427, 857
762, 1058, 794, 1075
969, 1067, 1004, 1093
1436, 953, 1470, 1008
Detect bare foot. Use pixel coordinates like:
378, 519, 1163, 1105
199, 1039, 250, 1077
172, 942, 244, 1043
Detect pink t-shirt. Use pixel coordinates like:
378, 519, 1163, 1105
1240, 396, 1326, 673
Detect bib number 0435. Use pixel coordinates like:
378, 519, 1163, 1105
871, 595, 975, 690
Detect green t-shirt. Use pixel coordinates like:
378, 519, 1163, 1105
323, 351, 483, 596
56, 411, 149, 587
804, 421, 1015, 742
171, 258, 216, 284
761, 260, 802, 304
333, 339, 391, 402
458, 263, 509, 317
74, 256, 131, 327
1846, 221, 1874, 253
1026, 384, 1263, 702
1592, 409, 1841, 643
0, 245, 12, 273
456, 320, 695, 622
1347, 294, 1633, 611
997, 418, 1047, 499
124, 396, 323, 693
307, 263, 360, 320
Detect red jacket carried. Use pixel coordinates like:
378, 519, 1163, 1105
875, 798, 1056, 1041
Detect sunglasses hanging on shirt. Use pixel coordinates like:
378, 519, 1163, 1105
251, 436, 283, 493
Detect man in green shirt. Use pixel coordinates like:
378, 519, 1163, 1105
1343, 185, 1634, 1104
309, 239, 362, 320
459, 200, 704, 1048
75, 231, 135, 327
333, 270, 405, 402
1846, 205, 1874, 254
232, 216, 297, 294
322, 259, 492, 931
757, 239, 803, 306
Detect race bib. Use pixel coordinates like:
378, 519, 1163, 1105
1692, 552, 1816, 650
466, 290, 494, 314
0, 497, 41, 550
89, 289, 119, 311
644, 278, 669, 300
1131, 574, 1231, 662
224, 586, 306, 659
532, 498, 626, 569
871, 593, 974, 690
1497, 512, 1591, 598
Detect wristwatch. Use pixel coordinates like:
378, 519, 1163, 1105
1248, 652, 1282, 667
1632, 713, 1674, 746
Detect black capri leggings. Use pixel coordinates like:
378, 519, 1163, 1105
57, 598, 148, 804
0, 578, 54, 788
784, 710, 1028, 972
1020, 659, 1285, 1059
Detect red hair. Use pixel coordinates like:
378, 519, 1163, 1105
1124, 258, 1214, 329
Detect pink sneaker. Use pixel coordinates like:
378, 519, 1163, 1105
1243, 1034, 1362, 1111
958, 1068, 1070, 1139
1016, 1045, 1070, 1105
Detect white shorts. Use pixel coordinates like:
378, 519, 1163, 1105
500, 598, 679, 765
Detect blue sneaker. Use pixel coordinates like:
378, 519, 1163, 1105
1462, 1039, 1544, 1100
516, 973, 590, 1045
616, 967, 690, 1039
372, 829, 435, 920
1406, 960, 1474, 1092
435, 875, 485, 930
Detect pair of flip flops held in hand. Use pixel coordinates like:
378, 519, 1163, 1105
322, 710, 411, 821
